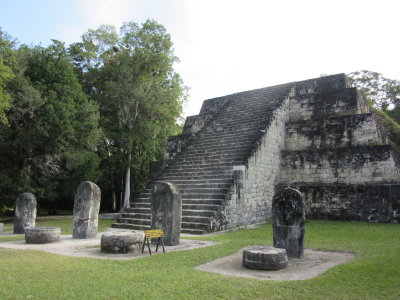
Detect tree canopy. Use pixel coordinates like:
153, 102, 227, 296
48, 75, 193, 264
347, 70, 400, 150
0, 20, 187, 214
347, 70, 400, 119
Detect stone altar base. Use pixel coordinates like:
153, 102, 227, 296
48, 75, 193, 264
101, 231, 143, 254
25, 227, 61, 244
243, 245, 288, 270
196, 247, 356, 281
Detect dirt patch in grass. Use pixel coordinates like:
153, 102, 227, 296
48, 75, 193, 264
195, 246, 356, 281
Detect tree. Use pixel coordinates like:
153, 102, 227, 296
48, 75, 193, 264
347, 70, 400, 119
71, 20, 187, 210
348, 70, 400, 149
0, 38, 101, 211
0, 30, 15, 125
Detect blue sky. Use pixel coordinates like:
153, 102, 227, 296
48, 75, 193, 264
1, 0, 400, 117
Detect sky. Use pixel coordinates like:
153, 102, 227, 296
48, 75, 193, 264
1, 0, 399, 118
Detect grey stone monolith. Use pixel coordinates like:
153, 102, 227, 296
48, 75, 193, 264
272, 188, 305, 258
0, 223, 3, 233
14, 193, 37, 234
73, 181, 101, 239
101, 231, 143, 254
151, 181, 181, 246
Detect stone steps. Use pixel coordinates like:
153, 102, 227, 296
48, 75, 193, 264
112, 223, 150, 231
172, 156, 246, 165
168, 160, 246, 172
181, 222, 209, 231
153, 178, 234, 185
158, 174, 234, 180
113, 81, 291, 234
178, 149, 250, 159
123, 213, 149, 220
117, 218, 150, 226
196, 129, 262, 140
182, 203, 221, 210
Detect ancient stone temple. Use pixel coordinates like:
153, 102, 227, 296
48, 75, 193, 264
113, 74, 400, 234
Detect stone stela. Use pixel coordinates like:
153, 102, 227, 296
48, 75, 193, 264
14, 193, 37, 234
272, 188, 305, 259
73, 181, 101, 239
151, 182, 181, 246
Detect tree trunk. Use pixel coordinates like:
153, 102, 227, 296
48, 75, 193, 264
122, 152, 131, 210
112, 191, 116, 212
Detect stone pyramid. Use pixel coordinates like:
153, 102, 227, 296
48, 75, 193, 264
113, 74, 400, 234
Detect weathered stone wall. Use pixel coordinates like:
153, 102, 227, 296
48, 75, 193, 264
285, 113, 389, 151
288, 88, 369, 121
279, 74, 399, 223
223, 98, 289, 228
294, 73, 351, 94
280, 184, 400, 223
280, 145, 400, 185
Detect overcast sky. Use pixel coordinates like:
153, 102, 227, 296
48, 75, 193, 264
1, 0, 399, 117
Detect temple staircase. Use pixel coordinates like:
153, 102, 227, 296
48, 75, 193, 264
112, 83, 293, 234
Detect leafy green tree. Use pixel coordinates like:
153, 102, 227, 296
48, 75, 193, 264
348, 70, 400, 150
0, 30, 15, 125
71, 20, 187, 210
0, 59, 14, 125
347, 70, 400, 117
0, 38, 101, 211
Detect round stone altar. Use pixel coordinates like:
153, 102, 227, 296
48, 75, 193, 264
25, 227, 61, 244
101, 231, 143, 254
243, 246, 288, 270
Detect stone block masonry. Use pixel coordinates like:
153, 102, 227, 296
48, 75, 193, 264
113, 74, 400, 234
285, 113, 389, 151
280, 145, 400, 185
223, 97, 289, 228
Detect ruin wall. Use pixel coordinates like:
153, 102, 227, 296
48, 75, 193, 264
223, 98, 289, 228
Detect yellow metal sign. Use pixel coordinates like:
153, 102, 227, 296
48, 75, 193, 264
144, 229, 164, 238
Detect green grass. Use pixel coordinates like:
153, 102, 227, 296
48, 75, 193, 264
0, 220, 399, 299
0, 216, 116, 242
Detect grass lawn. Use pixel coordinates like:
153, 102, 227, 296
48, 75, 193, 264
0, 219, 399, 299
0, 216, 116, 242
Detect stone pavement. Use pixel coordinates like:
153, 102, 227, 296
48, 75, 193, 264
0, 230, 218, 261
196, 247, 355, 281
0, 230, 355, 281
